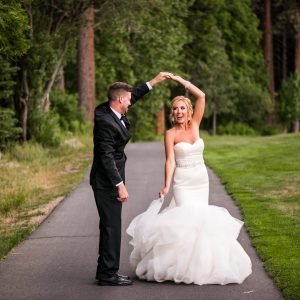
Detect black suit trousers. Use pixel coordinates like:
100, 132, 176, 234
93, 188, 122, 277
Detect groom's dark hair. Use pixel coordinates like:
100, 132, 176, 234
108, 82, 133, 102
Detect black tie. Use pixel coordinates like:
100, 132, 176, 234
120, 115, 130, 129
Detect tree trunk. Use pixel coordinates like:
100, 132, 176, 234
294, 30, 300, 132
295, 32, 300, 71
20, 69, 29, 141
212, 110, 217, 136
263, 0, 275, 100
155, 106, 165, 135
293, 120, 299, 132
282, 29, 287, 81
40, 41, 69, 112
78, 4, 95, 122
54, 66, 65, 91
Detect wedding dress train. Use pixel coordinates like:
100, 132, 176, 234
127, 138, 252, 285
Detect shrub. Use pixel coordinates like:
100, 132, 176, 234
50, 90, 86, 133
29, 111, 62, 147
0, 108, 21, 150
218, 122, 257, 136
278, 72, 300, 129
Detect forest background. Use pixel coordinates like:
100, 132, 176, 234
1, 0, 300, 148
1, 1, 300, 299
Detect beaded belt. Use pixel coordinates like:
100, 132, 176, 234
176, 160, 204, 168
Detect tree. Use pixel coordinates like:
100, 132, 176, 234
0, 56, 21, 148
184, 6, 235, 135
13, 0, 90, 140
0, 0, 29, 57
78, 3, 95, 122
184, 0, 269, 133
94, 0, 190, 140
263, 0, 275, 100
278, 71, 300, 131
0, 1, 29, 143
273, 0, 300, 131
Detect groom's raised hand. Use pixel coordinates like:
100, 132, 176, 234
149, 72, 173, 87
117, 183, 129, 202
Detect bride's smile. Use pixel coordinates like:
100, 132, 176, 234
173, 101, 188, 123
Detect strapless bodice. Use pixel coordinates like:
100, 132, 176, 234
174, 138, 204, 168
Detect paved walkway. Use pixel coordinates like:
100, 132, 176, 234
0, 142, 282, 300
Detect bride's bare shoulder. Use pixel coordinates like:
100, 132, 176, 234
165, 128, 175, 139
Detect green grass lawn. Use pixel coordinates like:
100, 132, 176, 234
0, 134, 92, 259
203, 133, 300, 300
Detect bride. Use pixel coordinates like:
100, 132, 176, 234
127, 74, 252, 285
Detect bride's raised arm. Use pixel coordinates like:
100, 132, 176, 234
168, 75, 205, 127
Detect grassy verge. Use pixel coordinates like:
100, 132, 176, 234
0, 134, 92, 259
203, 133, 300, 300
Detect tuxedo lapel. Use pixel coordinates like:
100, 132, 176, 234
121, 115, 130, 130
106, 105, 131, 137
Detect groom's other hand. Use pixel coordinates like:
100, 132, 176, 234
117, 183, 129, 202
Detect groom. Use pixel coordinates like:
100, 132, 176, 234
90, 72, 171, 286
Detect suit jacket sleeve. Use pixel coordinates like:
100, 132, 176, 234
130, 83, 150, 106
94, 119, 123, 186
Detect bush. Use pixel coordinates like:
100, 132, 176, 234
217, 122, 257, 136
0, 107, 21, 150
260, 126, 282, 136
50, 90, 86, 133
29, 111, 62, 147
278, 72, 300, 128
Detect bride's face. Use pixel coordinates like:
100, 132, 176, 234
172, 100, 188, 124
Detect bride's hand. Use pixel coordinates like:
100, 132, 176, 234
159, 186, 169, 198
165, 74, 186, 85
165, 73, 179, 80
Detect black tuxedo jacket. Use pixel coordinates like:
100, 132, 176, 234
90, 83, 150, 190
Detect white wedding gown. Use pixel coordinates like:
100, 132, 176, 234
127, 138, 252, 285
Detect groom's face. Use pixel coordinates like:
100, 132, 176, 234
120, 91, 132, 114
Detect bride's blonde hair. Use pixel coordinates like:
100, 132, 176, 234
169, 96, 193, 125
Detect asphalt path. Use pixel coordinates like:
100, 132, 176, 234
0, 142, 282, 300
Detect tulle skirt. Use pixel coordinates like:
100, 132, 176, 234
127, 198, 252, 285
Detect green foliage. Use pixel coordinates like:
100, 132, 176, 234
232, 76, 272, 126
184, 0, 269, 132
50, 89, 87, 133
0, 108, 22, 150
0, 0, 29, 57
28, 111, 62, 147
278, 71, 300, 126
218, 0, 265, 82
0, 55, 18, 103
10, 0, 91, 143
217, 122, 257, 136
0, 55, 22, 150
94, 0, 191, 141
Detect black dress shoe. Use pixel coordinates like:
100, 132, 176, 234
97, 274, 133, 286
116, 273, 130, 280
96, 273, 130, 281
